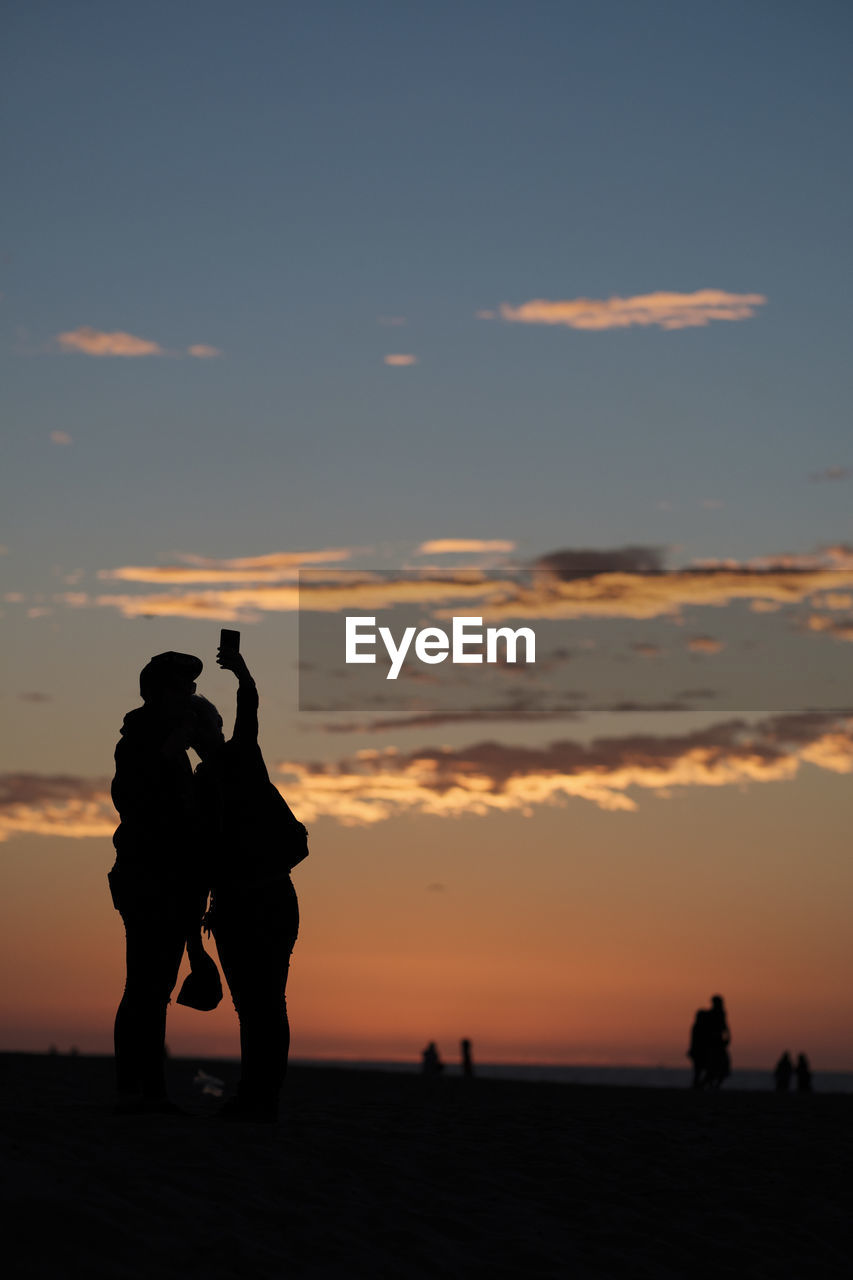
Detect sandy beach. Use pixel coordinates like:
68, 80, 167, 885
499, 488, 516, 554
2, 1053, 850, 1278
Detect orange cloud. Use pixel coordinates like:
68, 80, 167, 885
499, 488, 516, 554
806, 615, 853, 641
277, 712, 853, 825
187, 344, 222, 359
0, 774, 113, 842
489, 290, 767, 331
6, 713, 852, 837
687, 636, 725, 654
98, 547, 355, 586
82, 543, 853, 625
416, 539, 517, 555
383, 354, 418, 366
57, 327, 165, 357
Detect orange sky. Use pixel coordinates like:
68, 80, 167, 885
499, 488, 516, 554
3, 763, 851, 1068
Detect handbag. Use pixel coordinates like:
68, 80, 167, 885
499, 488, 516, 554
176, 943, 223, 1011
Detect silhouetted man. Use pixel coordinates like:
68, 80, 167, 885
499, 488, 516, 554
110, 651, 205, 1112
687, 994, 731, 1089
421, 1042, 443, 1076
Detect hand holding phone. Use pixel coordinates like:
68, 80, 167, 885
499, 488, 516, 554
217, 629, 242, 671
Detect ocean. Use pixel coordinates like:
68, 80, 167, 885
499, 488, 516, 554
294, 1059, 853, 1093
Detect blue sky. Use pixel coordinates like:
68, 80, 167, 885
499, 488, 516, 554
4, 0, 852, 579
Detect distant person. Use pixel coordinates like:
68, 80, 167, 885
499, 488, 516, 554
461, 1037, 475, 1079
688, 1008, 712, 1088
421, 1041, 443, 1076
192, 640, 308, 1122
795, 1053, 813, 1093
687, 994, 731, 1089
774, 1051, 794, 1092
109, 651, 205, 1113
704, 994, 731, 1088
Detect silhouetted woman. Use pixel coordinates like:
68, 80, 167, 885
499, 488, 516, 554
109, 651, 205, 1112
192, 646, 308, 1121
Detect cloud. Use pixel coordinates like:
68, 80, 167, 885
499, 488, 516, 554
0, 773, 114, 842
49, 431, 72, 445
99, 547, 354, 586
7, 712, 852, 836
810, 467, 850, 482
82, 543, 853, 624
806, 615, 853, 642
57, 327, 165, 357
687, 635, 725, 654
275, 711, 853, 825
317, 705, 584, 734
417, 539, 517, 555
383, 354, 418, 366
56, 327, 222, 359
487, 290, 767, 332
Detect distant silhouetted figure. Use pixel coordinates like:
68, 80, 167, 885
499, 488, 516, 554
774, 1051, 794, 1092
687, 994, 731, 1089
193, 644, 308, 1122
461, 1038, 475, 1078
421, 1041, 443, 1076
109, 651, 205, 1113
795, 1053, 813, 1093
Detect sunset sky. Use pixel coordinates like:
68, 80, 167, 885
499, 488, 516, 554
2, 1, 852, 1069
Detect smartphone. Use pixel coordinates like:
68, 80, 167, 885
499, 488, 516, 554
220, 628, 241, 656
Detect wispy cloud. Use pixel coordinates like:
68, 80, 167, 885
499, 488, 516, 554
80, 543, 853, 623
416, 539, 517, 555
57, 327, 165, 357
0, 774, 113, 841
383, 354, 418, 366
807, 615, 853, 642
276, 711, 853, 825
6, 713, 852, 836
483, 290, 767, 332
49, 431, 72, 445
56, 327, 221, 358
316, 705, 584, 734
687, 635, 725, 654
99, 547, 353, 586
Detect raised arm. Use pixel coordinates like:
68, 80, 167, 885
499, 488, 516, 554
217, 647, 259, 746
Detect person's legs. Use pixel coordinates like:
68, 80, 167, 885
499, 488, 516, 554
213, 879, 298, 1117
114, 897, 187, 1100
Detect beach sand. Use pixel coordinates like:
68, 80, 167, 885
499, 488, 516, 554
2, 1053, 850, 1278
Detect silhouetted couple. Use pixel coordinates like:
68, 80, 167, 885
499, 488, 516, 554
687, 994, 731, 1089
109, 644, 308, 1120
774, 1051, 812, 1093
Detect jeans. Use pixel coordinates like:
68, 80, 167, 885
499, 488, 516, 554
111, 866, 203, 1099
211, 875, 299, 1107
